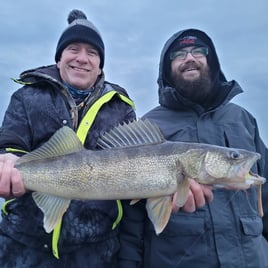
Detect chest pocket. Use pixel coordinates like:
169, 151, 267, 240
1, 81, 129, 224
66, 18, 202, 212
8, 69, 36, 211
240, 216, 263, 236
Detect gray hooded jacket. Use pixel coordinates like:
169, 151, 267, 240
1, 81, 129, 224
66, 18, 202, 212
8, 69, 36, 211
118, 29, 268, 268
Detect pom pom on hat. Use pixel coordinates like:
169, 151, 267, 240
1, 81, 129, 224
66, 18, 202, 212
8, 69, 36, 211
67, 9, 87, 23
55, 9, 105, 68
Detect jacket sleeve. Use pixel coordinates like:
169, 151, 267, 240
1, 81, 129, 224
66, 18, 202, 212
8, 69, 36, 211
118, 199, 147, 268
0, 89, 31, 154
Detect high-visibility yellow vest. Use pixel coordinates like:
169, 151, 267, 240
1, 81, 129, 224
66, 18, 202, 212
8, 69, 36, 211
52, 90, 134, 258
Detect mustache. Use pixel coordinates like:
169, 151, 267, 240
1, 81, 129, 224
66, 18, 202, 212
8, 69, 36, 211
180, 62, 201, 72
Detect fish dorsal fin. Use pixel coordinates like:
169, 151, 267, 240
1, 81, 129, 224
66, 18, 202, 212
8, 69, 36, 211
97, 119, 165, 149
17, 126, 83, 164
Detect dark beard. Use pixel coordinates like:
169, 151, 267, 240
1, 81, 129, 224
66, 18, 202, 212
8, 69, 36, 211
172, 66, 213, 105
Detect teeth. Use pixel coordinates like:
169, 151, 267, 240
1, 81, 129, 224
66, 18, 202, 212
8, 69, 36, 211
72, 67, 88, 72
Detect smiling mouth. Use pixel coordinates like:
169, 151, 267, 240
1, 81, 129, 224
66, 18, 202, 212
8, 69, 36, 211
71, 66, 89, 72
183, 66, 199, 72
181, 62, 200, 72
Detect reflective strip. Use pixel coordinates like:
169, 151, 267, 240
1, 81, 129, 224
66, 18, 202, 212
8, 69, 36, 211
52, 218, 62, 259
76, 91, 135, 144
1, 199, 15, 215
11, 78, 33, 85
118, 94, 135, 110
52, 91, 134, 258
5, 148, 28, 154
112, 200, 123, 230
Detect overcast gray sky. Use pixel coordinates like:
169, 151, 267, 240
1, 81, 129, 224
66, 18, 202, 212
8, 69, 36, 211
0, 0, 268, 143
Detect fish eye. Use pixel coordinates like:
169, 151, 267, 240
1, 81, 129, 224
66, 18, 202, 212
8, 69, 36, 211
229, 150, 240, 159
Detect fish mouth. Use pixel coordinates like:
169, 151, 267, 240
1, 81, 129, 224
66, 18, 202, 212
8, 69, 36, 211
231, 153, 260, 183
202, 151, 264, 189
232, 153, 266, 188
217, 170, 266, 190
245, 171, 266, 186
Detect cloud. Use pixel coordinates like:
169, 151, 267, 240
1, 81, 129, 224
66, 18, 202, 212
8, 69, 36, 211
0, 0, 267, 143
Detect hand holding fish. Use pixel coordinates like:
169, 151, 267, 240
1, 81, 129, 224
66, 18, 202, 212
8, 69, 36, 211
0, 153, 25, 198
172, 179, 213, 213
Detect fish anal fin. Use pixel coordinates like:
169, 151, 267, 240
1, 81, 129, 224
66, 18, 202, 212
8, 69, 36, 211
32, 192, 71, 233
146, 196, 173, 235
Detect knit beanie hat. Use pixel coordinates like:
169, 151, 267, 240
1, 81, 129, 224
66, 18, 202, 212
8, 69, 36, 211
55, 9, 105, 69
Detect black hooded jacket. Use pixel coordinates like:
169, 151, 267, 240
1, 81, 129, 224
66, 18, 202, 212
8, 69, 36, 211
0, 64, 136, 267
118, 29, 268, 268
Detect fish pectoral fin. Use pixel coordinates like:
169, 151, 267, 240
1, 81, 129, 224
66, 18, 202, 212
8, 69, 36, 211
130, 199, 140, 205
32, 192, 71, 233
175, 178, 190, 207
17, 126, 83, 164
146, 196, 173, 235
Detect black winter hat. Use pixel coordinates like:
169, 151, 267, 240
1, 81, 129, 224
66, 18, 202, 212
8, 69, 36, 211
55, 9, 105, 69
169, 35, 208, 53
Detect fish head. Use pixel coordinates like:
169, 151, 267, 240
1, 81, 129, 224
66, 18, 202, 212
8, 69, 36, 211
197, 146, 266, 188
179, 144, 265, 188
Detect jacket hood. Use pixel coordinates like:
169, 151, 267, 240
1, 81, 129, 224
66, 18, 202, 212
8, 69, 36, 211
17, 64, 105, 90
19, 65, 62, 84
158, 29, 226, 88
157, 29, 238, 110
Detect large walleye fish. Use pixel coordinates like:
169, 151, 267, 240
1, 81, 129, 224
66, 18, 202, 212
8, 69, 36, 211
15, 119, 266, 234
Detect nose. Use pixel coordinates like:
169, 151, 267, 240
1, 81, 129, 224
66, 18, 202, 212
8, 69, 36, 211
75, 50, 88, 63
184, 51, 196, 61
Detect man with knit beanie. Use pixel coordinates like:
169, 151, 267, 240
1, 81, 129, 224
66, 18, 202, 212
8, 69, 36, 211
0, 9, 135, 267
119, 29, 268, 267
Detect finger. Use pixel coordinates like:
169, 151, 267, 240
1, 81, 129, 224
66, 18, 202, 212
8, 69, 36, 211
0, 160, 12, 198
0, 153, 19, 163
11, 168, 25, 197
0, 154, 5, 162
201, 185, 214, 203
182, 191, 195, 212
189, 179, 206, 208
172, 192, 180, 213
